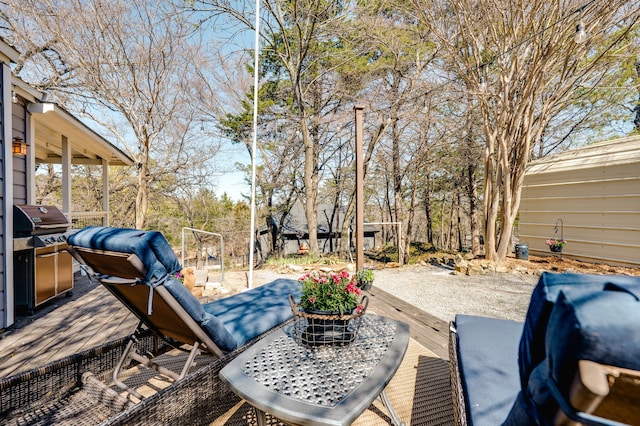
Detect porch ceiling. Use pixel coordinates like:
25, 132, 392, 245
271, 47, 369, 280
28, 103, 133, 166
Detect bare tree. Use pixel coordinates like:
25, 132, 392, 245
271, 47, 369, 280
3, 0, 219, 228
414, 0, 640, 261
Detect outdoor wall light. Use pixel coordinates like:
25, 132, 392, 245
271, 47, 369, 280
12, 137, 28, 156
11, 90, 18, 103
575, 21, 587, 44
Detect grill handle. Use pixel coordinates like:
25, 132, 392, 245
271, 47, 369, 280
36, 223, 73, 229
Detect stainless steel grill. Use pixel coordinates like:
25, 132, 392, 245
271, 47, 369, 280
13, 205, 74, 314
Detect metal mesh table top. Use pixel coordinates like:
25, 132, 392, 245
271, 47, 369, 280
240, 315, 399, 407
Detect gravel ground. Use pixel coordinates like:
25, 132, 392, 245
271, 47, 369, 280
372, 264, 538, 322
223, 264, 540, 323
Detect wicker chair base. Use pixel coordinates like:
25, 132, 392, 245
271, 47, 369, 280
449, 321, 468, 426
1, 320, 292, 426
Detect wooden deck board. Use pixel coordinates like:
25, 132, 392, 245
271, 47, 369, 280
367, 287, 449, 360
0, 274, 450, 378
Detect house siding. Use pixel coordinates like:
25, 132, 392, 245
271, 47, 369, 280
518, 137, 640, 267
12, 101, 27, 204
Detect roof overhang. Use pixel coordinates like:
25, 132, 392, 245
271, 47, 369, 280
27, 102, 133, 166
0, 39, 20, 64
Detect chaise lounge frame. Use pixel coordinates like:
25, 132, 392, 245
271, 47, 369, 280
67, 245, 228, 400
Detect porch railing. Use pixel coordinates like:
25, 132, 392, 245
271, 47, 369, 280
66, 211, 109, 229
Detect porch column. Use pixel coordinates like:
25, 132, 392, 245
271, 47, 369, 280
26, 110, 36, 204
2, 63, 14, 327
61, 135, 71, 214
102, 158, 109, 225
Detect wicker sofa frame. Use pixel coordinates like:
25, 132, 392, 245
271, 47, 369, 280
0, 320, 291, 425
448, 272, 640, 426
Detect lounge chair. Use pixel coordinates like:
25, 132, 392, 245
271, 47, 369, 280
67, 226, 301, 400
450, 272, 640, 426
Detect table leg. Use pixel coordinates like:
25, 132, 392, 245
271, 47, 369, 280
255, 407, 268, 426
379, 390, 406, 426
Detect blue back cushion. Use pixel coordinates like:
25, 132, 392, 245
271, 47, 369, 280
547, 284, 640, 393
523, 283, 640, 423
517, 272, 640, 391
455, 314, 524, 426
204, 278, 301, 348
68, 226, 182, 282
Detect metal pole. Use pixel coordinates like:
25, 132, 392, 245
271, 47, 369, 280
354, 105, 365, 271
248, 0, 261, 289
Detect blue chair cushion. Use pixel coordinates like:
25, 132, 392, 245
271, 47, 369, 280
68, 226, 182, 282
455, 314, 524, 426
522, 283, 640, 424
547, 284, 640, 393
204, 278, 301, 349
517, 272, 640, 392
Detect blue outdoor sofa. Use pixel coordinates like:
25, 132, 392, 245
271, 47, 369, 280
450, 272, 640, 426
67, 226, 301, 399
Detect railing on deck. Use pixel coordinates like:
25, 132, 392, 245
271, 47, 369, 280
66, 211, 109, 229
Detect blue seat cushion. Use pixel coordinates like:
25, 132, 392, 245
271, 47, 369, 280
455, 314, 524, 426
518, 272, 640, 392
68, 226, 182, 282
204, 278, 301, 348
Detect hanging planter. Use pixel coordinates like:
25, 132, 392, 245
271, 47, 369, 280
547, 242, 565, 253
546, 238, 566, 253
546, 219, 566, 254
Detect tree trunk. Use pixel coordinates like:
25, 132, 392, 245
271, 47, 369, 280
467, 163, 481, 256
424, 175, 433, 245
447, 193, 456, 251
303, 142, 319, 255
391, 117, 405, 263
135, 151, 148, 229
404, 165, 421, 264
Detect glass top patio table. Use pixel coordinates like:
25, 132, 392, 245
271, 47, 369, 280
219, 314, 410, 426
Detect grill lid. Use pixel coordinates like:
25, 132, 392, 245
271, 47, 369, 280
14, 205, 72, 235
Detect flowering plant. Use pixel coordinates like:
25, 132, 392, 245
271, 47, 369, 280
546, 238, 567, 247
298, 270, 364, 315
355, 268, 374, 285
174, 272, 185, 283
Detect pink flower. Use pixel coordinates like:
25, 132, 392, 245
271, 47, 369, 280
308, 296, 317, 304
356, 304, 365, 314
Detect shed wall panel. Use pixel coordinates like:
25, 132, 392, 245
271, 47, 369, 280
522, 177, 640, 198
519, 137, 640, 268
520, 196, 639, 212
520, 211, 638, 228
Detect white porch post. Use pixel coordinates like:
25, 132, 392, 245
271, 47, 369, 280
2, 63, 14, 327
102, 158, 109, 226
61, 135, 71, 214
26, 110, 36, 205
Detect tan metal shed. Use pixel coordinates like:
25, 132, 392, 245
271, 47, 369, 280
518, 136, 640, 267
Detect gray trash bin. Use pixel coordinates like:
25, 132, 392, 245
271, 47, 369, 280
515, 243, 529, 260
